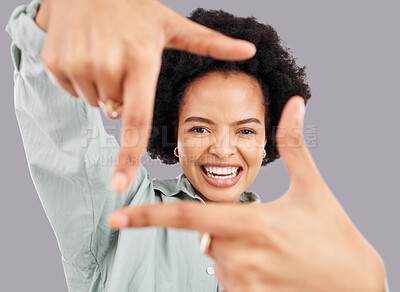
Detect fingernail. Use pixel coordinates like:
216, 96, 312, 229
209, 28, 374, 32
249, 43, 257, 55
298, 98, 305, 127
110, 213, 129, 229
112, 172, 128, 193
244, 42, 256, 56
240, 40, 257, 56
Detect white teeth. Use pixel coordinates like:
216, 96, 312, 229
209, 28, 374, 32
205, 171, 238, 180
203, 166, 240, 180
204, 166, 239, 175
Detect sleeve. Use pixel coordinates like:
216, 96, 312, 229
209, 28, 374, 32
5, 0, 153, 269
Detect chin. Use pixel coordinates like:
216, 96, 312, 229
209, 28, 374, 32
198, 184, 244, 203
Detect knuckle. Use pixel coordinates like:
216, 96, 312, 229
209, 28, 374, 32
40, 47, 56, 67
201, 41, 214, 58
40, 44, 70, 77
129, 46, 158, 66
138, 206, 153, 226
93, 61, 120, 81
287, 127, 304, 148
173, 203, 193, 229
124, 114, 150, 129
63, 56, 92, 78
257, 224, 271, 243
41, 55, 62, 77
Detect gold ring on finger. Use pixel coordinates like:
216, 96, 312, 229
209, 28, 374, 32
104, 100, 123, 118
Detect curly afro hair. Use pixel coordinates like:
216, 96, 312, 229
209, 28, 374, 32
147, 8, 312, 166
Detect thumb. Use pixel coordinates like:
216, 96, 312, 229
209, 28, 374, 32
275, 96, 321, 190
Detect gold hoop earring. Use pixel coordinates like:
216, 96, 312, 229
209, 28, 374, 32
174, 146, 179, 158
263, 149, 266, 159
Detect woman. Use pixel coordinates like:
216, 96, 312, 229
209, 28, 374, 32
7, 1, 386, 291
144, 8, 311, 203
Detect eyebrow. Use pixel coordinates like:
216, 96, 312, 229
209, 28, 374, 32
184, 116, 262, 126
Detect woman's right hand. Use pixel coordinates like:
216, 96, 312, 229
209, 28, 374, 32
109, 96, 387, 292
35, 0, 256, 193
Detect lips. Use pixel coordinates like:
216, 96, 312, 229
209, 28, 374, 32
200, 165, 242, 188
201, 163, 242, 168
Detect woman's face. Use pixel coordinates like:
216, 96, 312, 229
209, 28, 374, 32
176, 71, 267, 203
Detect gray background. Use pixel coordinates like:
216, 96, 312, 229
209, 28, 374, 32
1, 0, 399, 291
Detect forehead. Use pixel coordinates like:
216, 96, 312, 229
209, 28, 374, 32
179, 72, 265, 123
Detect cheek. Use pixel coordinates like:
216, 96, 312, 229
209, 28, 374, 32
178, 137, 208, 163
242, 149, 263, 167
237, 136, 265, 155
237, 142, 264, 172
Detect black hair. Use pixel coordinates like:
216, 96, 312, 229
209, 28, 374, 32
147, 8, 311, 166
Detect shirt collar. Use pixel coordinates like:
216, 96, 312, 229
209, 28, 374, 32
153, 173, 261, 204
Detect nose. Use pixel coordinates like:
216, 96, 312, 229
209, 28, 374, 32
209, 129, 237, 158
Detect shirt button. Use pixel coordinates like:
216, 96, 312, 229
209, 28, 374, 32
206, 266, 215, 275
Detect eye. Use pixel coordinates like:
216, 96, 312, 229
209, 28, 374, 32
189, 126, 208, 134
238, 129, 256, 135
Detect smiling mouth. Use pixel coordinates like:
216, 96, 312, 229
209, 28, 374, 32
201, 165, 242, 180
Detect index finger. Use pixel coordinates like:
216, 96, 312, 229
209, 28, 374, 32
108, 202, 261, 238
165, 14, 257, 61
111, 55, 161, 193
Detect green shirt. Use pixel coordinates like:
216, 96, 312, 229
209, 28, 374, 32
6, 1, 260, 291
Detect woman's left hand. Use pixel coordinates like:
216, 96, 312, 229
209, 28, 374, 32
109, 96, 386, 292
